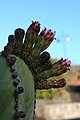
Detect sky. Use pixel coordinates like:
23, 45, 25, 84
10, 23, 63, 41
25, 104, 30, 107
0, 0, 80, 65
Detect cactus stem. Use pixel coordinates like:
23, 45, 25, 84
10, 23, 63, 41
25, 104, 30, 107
5, 54, 26, 120
0, 21, 71, 120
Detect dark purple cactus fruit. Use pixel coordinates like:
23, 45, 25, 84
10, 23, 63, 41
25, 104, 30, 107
39, 51, 50, 62
14, 28, 25, 40
8, 35, 15, 43
0, 21, 71, 120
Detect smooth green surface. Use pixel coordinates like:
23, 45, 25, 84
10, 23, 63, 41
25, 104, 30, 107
0, 55, 34, 120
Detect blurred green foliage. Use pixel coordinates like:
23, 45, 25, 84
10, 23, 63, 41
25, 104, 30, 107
36, 88, 58, 99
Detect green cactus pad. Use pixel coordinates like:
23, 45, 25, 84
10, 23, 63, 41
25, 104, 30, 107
0, 54, 35, 120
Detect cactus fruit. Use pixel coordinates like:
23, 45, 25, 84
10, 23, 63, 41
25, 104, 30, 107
0, 21, 71, 120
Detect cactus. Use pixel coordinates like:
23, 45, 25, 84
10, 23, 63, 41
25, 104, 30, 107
0, 21, 71, 120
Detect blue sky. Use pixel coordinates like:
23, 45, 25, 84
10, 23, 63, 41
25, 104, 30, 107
0, 0, 80, 65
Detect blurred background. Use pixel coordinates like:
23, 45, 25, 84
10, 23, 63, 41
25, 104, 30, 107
0, 0, 80, 119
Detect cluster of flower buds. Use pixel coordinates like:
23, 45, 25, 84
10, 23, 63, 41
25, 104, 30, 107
52, 58, 71, 74
2, 21, 71, 91
40, 28, 56, 43
3, 21, 56, 59
35, 58, 71, 80
27, 21, 40, 34
23, 21, 40, 53
36, 78, 66, 89
31, 28, 56, 57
